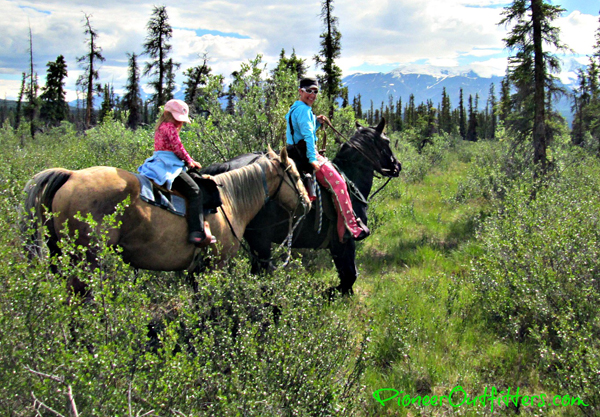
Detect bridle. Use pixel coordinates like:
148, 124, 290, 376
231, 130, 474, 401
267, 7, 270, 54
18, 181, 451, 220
260, 156, 307, 209
324, 119, 399, 183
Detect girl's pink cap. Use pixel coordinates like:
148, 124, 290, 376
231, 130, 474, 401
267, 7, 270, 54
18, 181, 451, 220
164, 99, 191, 123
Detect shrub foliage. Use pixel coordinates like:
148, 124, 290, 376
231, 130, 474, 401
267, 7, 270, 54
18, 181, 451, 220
472, 150, 600, 412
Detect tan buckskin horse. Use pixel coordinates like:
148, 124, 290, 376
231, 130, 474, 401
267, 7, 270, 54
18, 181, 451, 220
23, 148, 310, 293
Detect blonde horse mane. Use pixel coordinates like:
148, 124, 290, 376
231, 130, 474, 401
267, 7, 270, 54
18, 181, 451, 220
213, 157, 271, 210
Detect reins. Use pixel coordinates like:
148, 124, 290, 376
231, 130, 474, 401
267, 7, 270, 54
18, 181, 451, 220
324, 120, 395, 201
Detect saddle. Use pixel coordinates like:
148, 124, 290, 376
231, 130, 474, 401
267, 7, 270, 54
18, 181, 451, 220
135, 173, 222, 217
285, 142, 338, 231
316, 182, 336, 222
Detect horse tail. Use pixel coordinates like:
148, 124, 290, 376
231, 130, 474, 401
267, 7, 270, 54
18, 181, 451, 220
21, 168, 72, 258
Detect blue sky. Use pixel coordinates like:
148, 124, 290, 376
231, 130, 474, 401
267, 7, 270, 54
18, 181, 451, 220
554, 0, 598, 15
0, 0, 597, 101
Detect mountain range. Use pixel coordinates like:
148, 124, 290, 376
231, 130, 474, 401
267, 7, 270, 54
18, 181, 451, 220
343, 65, 503, 112
342, 59, 585, 124
62, 59, 584, 124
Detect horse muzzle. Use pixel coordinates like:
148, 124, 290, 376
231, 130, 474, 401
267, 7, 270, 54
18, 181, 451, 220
381, 158, 401, 178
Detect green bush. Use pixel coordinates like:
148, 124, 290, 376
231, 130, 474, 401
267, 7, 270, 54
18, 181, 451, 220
0, 83, 371, 415
454, 139, 522, 203
389, 130, 458, 184
471, 154, 600, 412
1, 203, 368, 415
182, 54, 344, 167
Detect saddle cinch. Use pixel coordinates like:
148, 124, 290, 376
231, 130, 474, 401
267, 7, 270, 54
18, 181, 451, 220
135, 172, 222, 217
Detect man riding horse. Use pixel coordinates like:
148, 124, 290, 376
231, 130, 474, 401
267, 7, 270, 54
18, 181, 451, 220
286, 77, 369, 243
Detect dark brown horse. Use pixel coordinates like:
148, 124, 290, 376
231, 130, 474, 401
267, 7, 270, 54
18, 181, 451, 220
23, 148, 310, 292
202, 119, 401, 296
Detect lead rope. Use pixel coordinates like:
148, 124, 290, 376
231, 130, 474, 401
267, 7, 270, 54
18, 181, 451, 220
278, 205, 307, 268
316, 183, 323, 234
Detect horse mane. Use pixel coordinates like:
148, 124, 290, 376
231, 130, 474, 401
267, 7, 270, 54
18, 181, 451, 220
213, 158, 268, 211
335, 128, 376, 164
201, 152, 264, 176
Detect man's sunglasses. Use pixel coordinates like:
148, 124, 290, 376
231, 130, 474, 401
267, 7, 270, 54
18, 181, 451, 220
301, 88, 319, 95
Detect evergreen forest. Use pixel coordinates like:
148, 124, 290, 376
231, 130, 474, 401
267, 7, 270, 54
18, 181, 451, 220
1, 1, 600, 416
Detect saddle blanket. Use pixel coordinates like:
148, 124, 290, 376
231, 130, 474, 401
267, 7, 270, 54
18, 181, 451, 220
135, 174, 187, 217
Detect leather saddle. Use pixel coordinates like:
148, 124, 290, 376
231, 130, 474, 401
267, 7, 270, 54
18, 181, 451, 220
136, 173, 222, 217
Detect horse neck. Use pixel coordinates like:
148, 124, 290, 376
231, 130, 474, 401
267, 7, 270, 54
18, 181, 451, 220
333, 145, 375, 196
214, 162, 268, 229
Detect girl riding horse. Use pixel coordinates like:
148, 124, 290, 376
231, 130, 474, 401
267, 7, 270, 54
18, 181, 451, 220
286, 77, 369, 242
138, 99, 214, 247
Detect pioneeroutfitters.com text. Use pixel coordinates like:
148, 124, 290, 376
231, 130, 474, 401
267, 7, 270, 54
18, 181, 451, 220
373, 386, 589, 412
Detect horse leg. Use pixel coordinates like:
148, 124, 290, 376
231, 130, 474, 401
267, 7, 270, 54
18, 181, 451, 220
66, 250, 100, 301
244, 231, 274, 275
329, 239, 358, 297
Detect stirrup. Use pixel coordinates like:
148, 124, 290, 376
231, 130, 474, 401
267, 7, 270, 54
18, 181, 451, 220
355, 218, 370, 241
188, 230, 216, 247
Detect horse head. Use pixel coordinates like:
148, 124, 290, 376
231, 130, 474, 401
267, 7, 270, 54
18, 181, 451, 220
351, 118, 401, 177
263, 147, 311, 213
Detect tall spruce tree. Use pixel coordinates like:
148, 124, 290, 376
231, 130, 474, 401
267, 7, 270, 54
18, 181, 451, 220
487, 83, 497, 139
395, 97, 402, 132
426, 99, 437, 137
572, 15, 600, 149
571, 68, 588, 146
15, 72, 26, 128
143, 6, 178, 112
314, 0, 343, 116
500, 0, 567, 172
405, 94, 416, 128
183, 54, 211, 114
98, 83, 115, 122
499, 76, 512, 124
466, 94, 478, 141
354, 94, 363, 119
459, 88, 466, 139
576, 59, 600, 151
164, 58, 180, 102
76, 14, 105, 129
123, 52, 143, 129
24, 25, 41, 137
440, 87, 452, 134
273, 48, 307, 80
40, 55, 69, 126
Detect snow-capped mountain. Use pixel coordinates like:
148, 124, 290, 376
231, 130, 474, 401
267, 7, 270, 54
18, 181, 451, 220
343, 66, 502, 113
558, 58, 587, 86
343, 62, 580, 123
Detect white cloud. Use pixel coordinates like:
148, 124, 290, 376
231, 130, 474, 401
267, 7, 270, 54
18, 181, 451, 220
465, 48, 504, 57
559, 11, 597, 55
470, 57, 508, 77
0, 79, 23, 100
428, 57, 460, 67
335, 0, 506, 73
0, 0, 594, 100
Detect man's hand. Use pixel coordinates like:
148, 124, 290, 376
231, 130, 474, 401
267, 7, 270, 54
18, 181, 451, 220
316, 115, 330, 126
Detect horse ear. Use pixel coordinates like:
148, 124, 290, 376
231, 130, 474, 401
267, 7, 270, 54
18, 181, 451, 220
280, 147, 289, 166
376, 118, 385, 134
355, 121, 363, 130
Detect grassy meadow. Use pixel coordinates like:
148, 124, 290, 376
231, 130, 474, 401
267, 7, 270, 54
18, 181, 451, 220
0, 116, 598, 416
